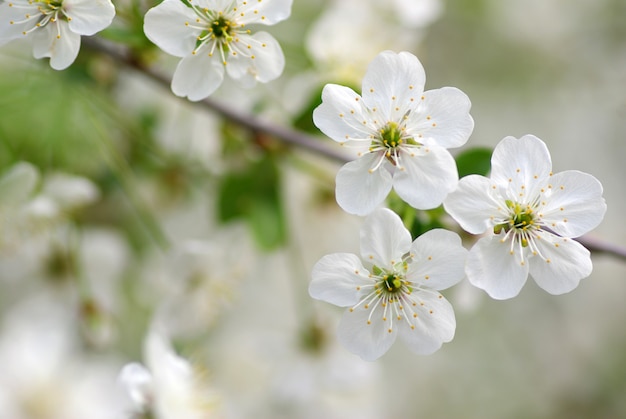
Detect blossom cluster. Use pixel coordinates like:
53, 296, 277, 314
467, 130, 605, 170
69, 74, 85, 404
0, 0, 292, 99
0, 0, 614, 416
309, 50, 607, 360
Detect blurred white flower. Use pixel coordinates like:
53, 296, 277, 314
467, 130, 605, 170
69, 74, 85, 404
389, 0, 443, 28
269, 317, 383, 419
0, 162, 43, 246
309, 208, 467, 361
444, 135, 607, 299
0, 162, 100, 249
143, 0, 292, 101
40, 171, 100, 209
140, 225, 253, 339
313, 50, 474, 215
119, 328, 218, 419
306, 0, 443, 83
0, 296, 123, 419
0, 0, 115, 70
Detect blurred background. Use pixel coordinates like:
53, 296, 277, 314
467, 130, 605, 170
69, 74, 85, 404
0, 0, 625, 417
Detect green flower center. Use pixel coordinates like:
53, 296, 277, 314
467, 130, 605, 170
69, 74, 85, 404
494, 200, 538, 247
382, 273, 403, 293
379, 122, 403, 149
210, 15, 232, 39
372, 265, 410, 295
368, 121, 421, 167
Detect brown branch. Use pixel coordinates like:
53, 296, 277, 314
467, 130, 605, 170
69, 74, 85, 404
576, 235, 626, 261
83, 37, 626, 263
83, 37, 349, 163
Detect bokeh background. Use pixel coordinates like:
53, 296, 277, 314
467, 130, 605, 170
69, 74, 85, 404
0, 0, 625, 417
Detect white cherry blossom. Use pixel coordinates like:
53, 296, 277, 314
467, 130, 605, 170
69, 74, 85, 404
313, 50, 474, 215
443, 135, 607, 299
119, 328, 218, 419
309, 208, 467, 361
143, 0, 292, 101
0, 0, 115, 70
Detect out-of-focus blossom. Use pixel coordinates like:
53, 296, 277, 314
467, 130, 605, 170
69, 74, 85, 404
306, 0, 443, 83
313, 50, 474, 215
143, 0, 293, 101
0, 296, 123, 419
140, 225, 253, 339
0, 0, 115, 69
444, 135, 607, 299
0, 162, 99, 249
119, 328, 219, 419
309, 208, 467, 361
269, 316, 383, 419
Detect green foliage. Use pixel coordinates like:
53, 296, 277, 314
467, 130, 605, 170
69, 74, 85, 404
387, 193, 446, 239
455, 146, 492, 177
217, 154, 286, 250
293, 84, 324, 134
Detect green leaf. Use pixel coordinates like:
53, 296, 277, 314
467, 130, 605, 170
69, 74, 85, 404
217, 155, 286, 250
455, 147, 493, 177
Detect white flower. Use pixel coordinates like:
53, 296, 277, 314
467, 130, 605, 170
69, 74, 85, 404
443, 135, 607, 300
306, 0, 443, 84
313, 50, 474, 215
0, 162, 101, 249
0, 296, 123, 419
0, 0, 115, 70
119, 328, 218, 419
309, 208, 467, 361
143, 0, 292, 101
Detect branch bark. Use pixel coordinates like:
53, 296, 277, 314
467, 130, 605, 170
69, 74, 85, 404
84, 38, 626, 263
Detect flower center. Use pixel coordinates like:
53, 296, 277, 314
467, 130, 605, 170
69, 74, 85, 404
371, 264, 411, 296
379, 122, 403, 150
349, 263, 425, 334
494, 200, 539, 247
368, 121, 421, 169
210, 15, 232, 39
382, 273, 403, 293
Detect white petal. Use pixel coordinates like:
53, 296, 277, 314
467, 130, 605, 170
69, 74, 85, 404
145, 328, 192, 384
360, 208, 411, 268
226, 31, 284, 84
407, 229, 467, 290
540, 170, 606, 238
409, 87, 474, 149
443, 174, 501, 235
0, 2, 39, 42
32, 22, 81, 70
491, 135, 552, 198
337, 305, 396, 361
529, 235, 592, 295
392, 145, 458, 210
398, 291, 456, 355
309, 253, 368, 307
171, 53, 225, 101
64, 0, 116, 36
0, 162, 39, 205
41, 173, 100, 209
467, 235, 529, 300
361, 50, 425, 121
313, 84, 372, 144
118, 363, 153, 410
143, 0, 197, 57
335, 154, 393, 216
236, 0, 293, 25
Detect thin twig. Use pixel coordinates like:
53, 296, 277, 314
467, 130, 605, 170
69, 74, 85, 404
83, 38, 626, 262
576, 235, 626, 261
83, 38, 348, 163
